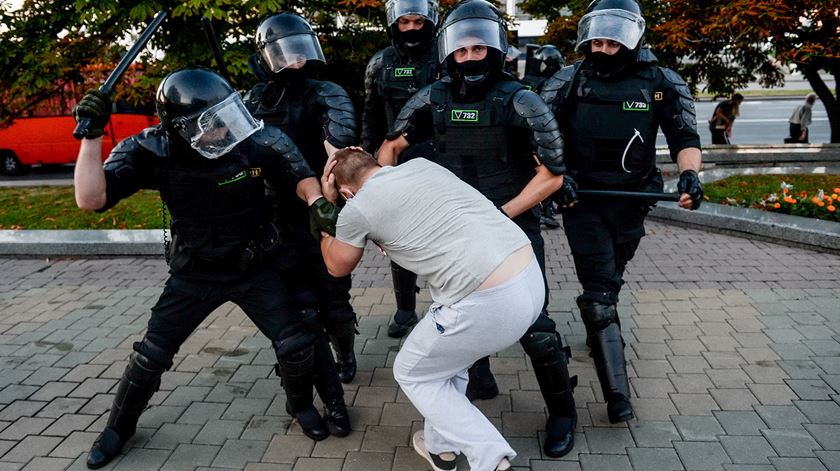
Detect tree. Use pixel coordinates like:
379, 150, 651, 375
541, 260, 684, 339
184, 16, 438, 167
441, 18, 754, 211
0, 0, 391, 127
519, 0, 840, 142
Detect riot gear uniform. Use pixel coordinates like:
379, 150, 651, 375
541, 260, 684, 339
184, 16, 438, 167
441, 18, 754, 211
384, 0, 578, 458
246, 13, 359, 396
540, 0, 702, 424
362, 0, 443, 339
522, 44, 564, 93
81, 67, 338, 469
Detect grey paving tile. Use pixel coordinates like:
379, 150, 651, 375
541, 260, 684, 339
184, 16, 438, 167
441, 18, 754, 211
714, 411, 767, 436
579, 454, 632, 471
583, 426, 634, 454
210, 438, 268, 468
796, 400, 840, 425
160, 443, 219, 471
111, 447, 171, 471
815, 450, 840, 471
756, 405, 810, 429
626, 447, 684, 471
673, 415, 725, 441
674, 441, 732, 470
786, 379, 837, 400
719, 435, 777, 464
768, 457, 829, 471
762, 428, 821, 458
804, 424, 840, 451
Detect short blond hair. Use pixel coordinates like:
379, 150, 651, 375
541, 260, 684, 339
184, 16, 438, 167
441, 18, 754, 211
331, 147, 380, 187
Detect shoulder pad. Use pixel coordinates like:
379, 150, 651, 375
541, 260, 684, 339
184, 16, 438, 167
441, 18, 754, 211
510, 90, 566, 175
539, 63, 577, 106
659, 67, 693, 100
491, 80, 527, 104
314, 81, 358, 147
251, 125, 314, 180
389, 85, 434, 138
104, 132, 158, 173
637, 46, 658, 64
134, 126, 168, 157
366, 49, 385, 76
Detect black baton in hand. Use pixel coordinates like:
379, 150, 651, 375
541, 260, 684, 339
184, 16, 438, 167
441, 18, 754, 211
577, 190, 682, 202
73, 10, 168, 140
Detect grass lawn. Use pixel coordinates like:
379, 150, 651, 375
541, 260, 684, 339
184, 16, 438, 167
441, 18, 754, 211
704, 174, 840, 222
0, 187, 164, 229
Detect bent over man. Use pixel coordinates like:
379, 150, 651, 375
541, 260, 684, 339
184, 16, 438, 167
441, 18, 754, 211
320, 148, 542, 471
376, 0, 579, 457
73, 68, 343, 469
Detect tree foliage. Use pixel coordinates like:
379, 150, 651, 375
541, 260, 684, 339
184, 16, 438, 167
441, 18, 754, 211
519, 0, 840, 142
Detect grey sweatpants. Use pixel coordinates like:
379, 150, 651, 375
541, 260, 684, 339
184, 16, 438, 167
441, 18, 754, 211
393, 258, 544, 471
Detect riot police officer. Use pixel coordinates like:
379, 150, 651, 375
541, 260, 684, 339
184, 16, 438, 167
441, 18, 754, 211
522, 44, 564, 93
540, 0, 703, 424
73, 68, 344, 469
377, 0, 580, 458
361, 0, 443, 339
245, 11, 359, 409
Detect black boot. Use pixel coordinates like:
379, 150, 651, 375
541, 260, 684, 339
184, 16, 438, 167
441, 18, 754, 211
388, 262, 419, 338
276, 345, 330, 441
312, 335, 351, 437
521, 330, 577, 458
87, 352, 164, 469
466, 356, 499, 401
328, 320, 357, 384
578, 296, 634, 423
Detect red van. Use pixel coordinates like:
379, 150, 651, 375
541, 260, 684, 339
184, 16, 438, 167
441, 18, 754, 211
0, 113, 157, 175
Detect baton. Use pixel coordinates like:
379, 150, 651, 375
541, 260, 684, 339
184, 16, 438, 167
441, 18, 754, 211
73, 10, 168, 139
577, 189, 682, 202
201, 17, 230, 82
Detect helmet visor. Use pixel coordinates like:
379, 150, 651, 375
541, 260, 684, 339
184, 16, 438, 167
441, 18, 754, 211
576, 9, 645, 51
386, 0, 439, 26
438, 17, 506, 62
175, 93, 264, 159
260, 33, 326, 73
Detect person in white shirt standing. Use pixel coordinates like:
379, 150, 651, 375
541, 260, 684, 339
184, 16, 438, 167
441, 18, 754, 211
787, 93, 818, 143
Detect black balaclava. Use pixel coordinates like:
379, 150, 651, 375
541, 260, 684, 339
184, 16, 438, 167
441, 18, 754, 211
447, 48, 503, 99
585, 44, 636, 79
392, 21, 435, 55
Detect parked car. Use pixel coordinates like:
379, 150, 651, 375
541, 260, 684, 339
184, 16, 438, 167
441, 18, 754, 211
0, 113, 157, 175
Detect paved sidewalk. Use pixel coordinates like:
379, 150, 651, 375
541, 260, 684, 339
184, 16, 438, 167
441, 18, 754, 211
0, 221, 838, 471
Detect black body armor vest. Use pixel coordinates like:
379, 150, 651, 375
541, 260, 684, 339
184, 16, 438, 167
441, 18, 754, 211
429, 80, 535, 207
379, 46, 439, 128
160, 142, 273, 280
566, 67, 659, 188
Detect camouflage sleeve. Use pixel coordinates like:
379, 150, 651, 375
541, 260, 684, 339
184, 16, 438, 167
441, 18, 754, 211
361, 51, 387, 153
510, 89, 566, 175
657, 67, 701, 161
313, 81, 358, 149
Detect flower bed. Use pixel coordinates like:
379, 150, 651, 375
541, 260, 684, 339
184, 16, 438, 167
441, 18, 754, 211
704, 175, 839, 222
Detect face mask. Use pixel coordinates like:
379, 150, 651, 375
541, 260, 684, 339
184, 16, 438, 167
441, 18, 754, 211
397, 28, 426, 48
455, 59, 491, 85
589, 50, 630, 78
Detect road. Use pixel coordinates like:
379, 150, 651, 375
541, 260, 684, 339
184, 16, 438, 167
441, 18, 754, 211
657, 98, 830, 147
0, 98, 833, 184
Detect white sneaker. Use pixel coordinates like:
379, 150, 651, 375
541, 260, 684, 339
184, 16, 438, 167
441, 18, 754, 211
412, 431, 457, 471
496, 457, 512, 470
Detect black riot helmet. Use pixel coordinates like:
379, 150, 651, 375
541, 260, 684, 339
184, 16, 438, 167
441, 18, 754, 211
386, 0, 439, 52
533, 45, 564, 76
255, 13, 326, 75
577, 0, 645, 77
437, 0, 507, 86
577, 0, 645, 52
156, 68, 263, 159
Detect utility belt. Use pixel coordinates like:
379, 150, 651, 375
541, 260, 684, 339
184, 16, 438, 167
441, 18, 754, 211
174, 222, 282, 280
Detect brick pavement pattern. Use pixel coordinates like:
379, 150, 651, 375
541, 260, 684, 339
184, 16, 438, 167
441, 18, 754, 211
0, 221, 838, 470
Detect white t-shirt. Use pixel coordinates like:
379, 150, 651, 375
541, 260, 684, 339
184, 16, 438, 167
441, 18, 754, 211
336, 158, 530, 305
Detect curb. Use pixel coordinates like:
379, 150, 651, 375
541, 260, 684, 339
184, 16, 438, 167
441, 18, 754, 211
0, 230, 164, 256
649, 202, 840, 254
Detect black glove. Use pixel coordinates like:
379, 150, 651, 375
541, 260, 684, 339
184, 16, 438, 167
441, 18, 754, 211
553, 174, 579, 208
309, 197, 339, 239
677, 169, 704, 210
72, 89, 111, 139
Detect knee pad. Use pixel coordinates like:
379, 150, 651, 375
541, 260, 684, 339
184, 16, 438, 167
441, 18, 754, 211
520, 331, 567, 364
578, 297, 619, 332
325, 317, 357, 338
275, 344, 315, 376
132, 338, 175, 371
527, 311, 557, 334
273, 324, 318, 361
